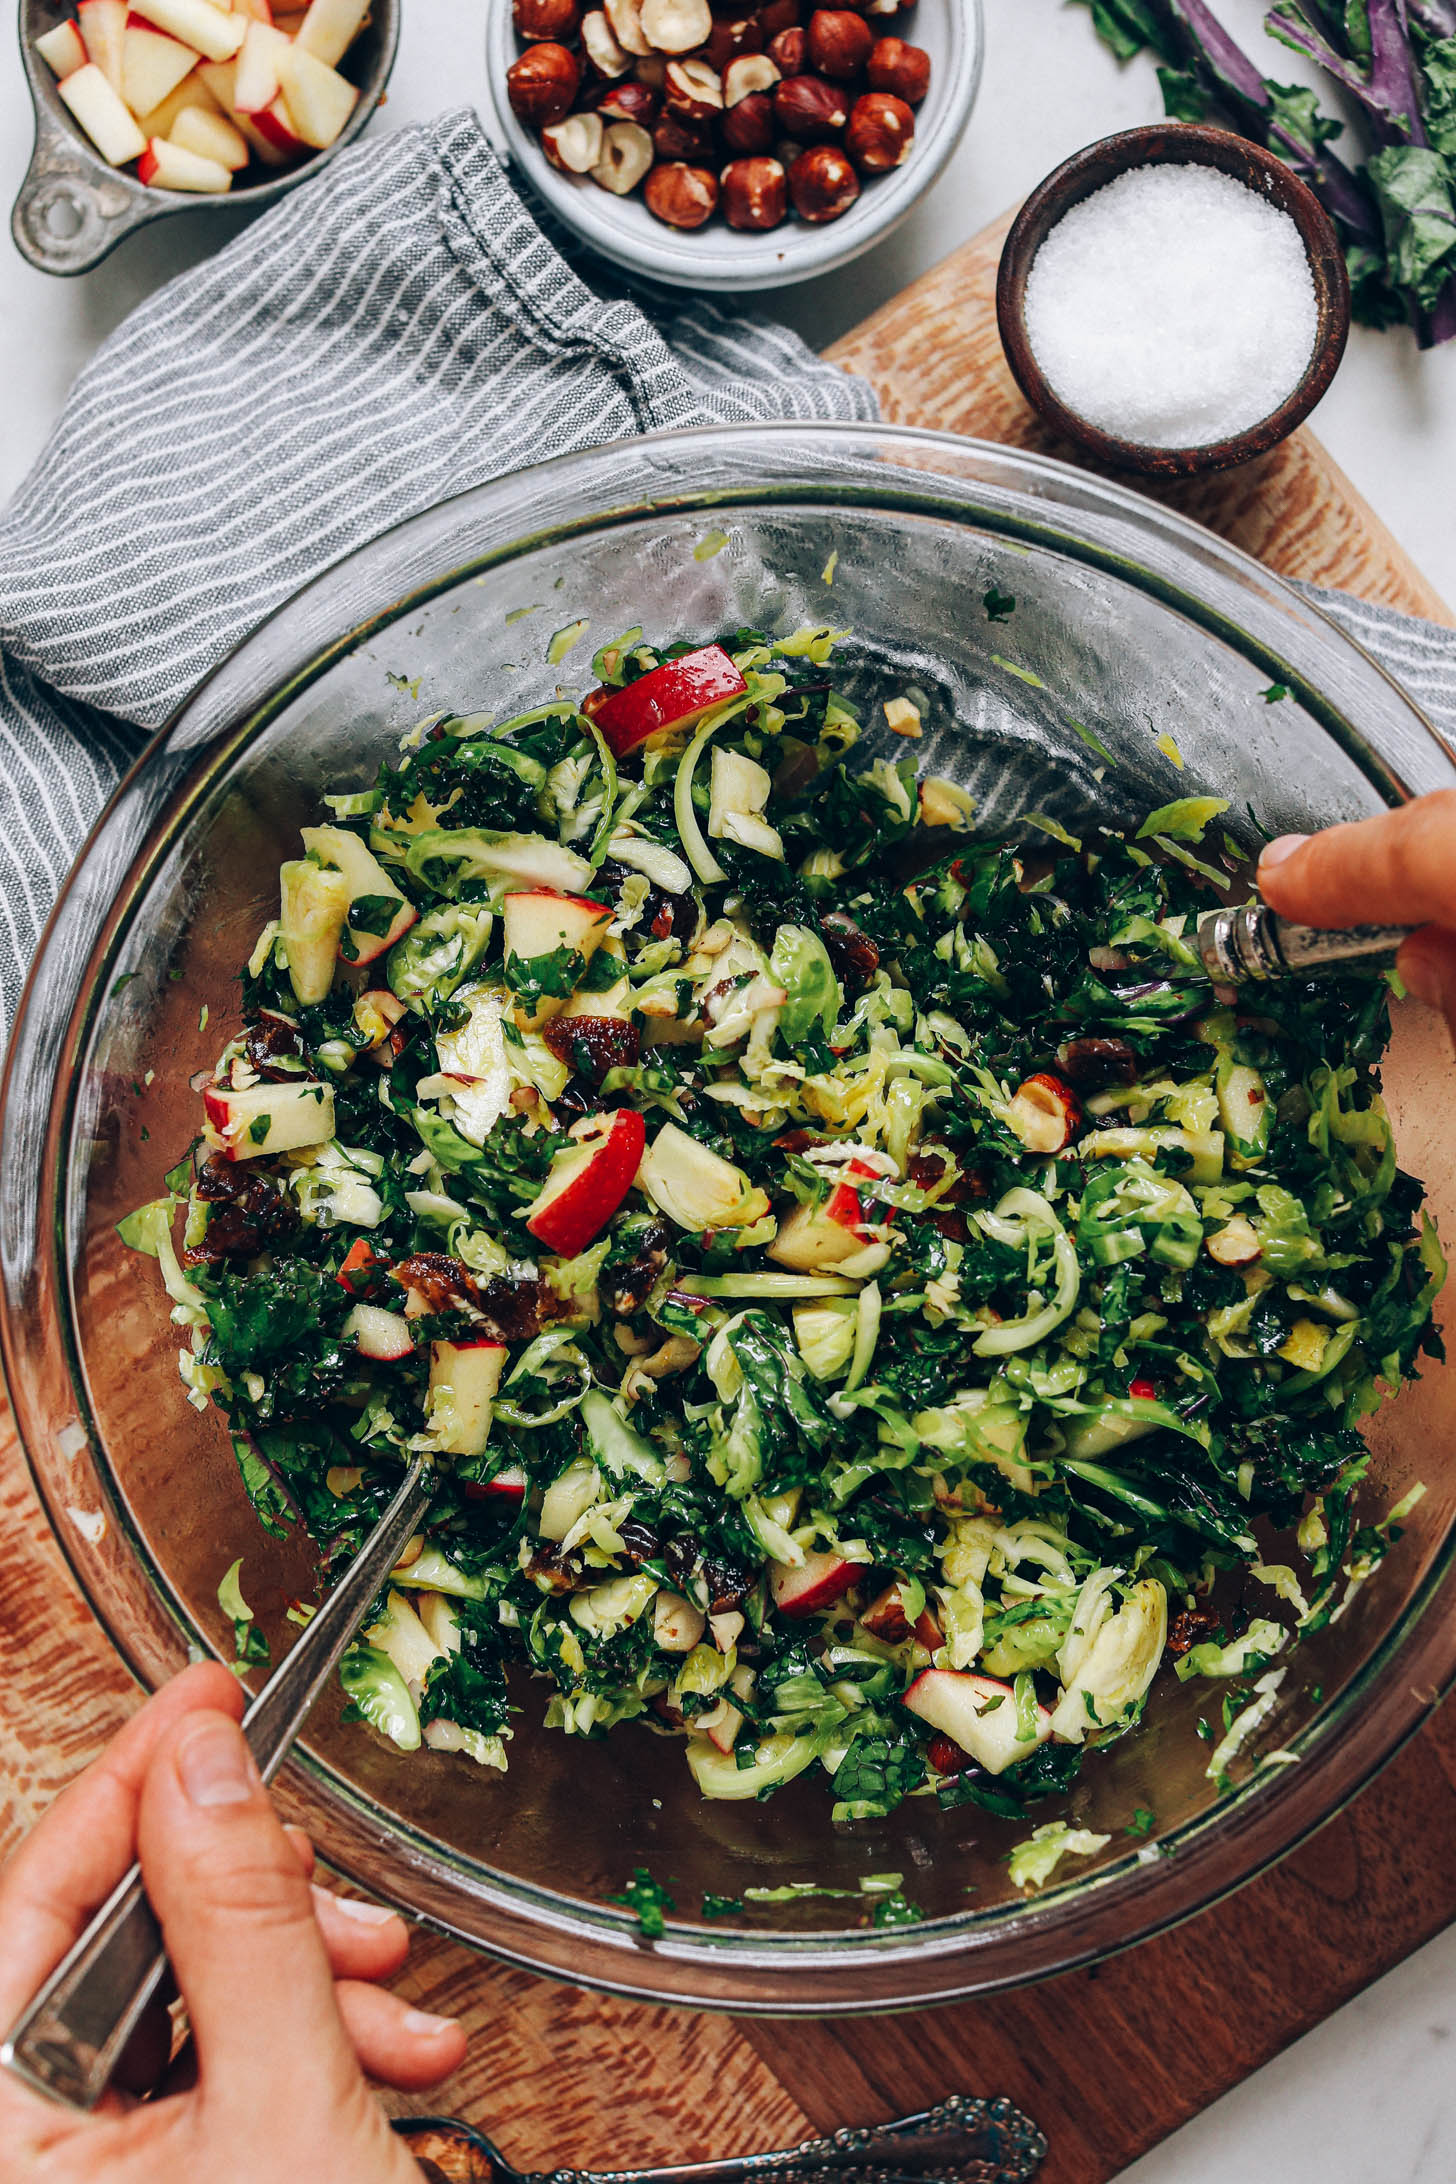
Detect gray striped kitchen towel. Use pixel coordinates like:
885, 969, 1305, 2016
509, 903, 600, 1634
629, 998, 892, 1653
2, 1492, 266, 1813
1, 107, 1454, 1038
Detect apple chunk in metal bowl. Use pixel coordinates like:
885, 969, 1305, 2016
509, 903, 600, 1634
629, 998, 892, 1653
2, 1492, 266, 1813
5, 421, 1456, 2014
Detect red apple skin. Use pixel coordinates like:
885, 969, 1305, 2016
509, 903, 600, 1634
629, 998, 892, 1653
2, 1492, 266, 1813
202, 1088, 229, 1136
769, 1550, 857, 1619
251, 100, 306, 153
463, 1463, 527, 1503
589, 646, 747, 758
526, 1108, 646, 1257
337, 1237, 383, 1294
823, 1157, 882, 1239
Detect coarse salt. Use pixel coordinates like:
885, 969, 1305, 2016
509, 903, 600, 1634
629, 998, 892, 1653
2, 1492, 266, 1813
1023, 163, 1319, 449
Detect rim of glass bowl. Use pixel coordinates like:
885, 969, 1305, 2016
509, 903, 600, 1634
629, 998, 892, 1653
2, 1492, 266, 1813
6, 421, 1456, 2013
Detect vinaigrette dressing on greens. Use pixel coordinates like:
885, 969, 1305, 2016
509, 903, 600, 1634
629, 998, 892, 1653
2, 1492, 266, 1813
122, 625, 1444, 1873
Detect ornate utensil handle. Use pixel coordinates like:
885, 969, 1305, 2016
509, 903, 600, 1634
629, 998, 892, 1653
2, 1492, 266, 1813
513, 2095, 1048, 2184
0, 1457, 431, 2112
1197, 905, 1412, 984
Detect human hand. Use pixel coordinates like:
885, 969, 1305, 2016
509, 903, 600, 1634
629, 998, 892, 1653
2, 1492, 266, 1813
0, 1662, 466, 2184
1259, 790, 1456, 1044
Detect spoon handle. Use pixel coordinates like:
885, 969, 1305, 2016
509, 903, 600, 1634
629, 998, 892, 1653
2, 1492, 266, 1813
1197, 905, 1413, 983
509, 2094, 1048, 2184
0, 1456, 430, 2113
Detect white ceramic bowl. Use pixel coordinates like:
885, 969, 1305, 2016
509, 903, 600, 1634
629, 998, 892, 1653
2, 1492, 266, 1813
483, 0, 982, 291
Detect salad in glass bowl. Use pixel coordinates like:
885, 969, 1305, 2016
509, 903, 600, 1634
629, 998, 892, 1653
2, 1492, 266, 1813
123, 622, 1443, 1858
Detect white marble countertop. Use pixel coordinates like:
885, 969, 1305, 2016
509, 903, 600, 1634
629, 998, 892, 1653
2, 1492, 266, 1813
2, 3, 1454, 2177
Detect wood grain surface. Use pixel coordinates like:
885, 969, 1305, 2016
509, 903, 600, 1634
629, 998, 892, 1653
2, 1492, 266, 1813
3, 212, 1454, 2184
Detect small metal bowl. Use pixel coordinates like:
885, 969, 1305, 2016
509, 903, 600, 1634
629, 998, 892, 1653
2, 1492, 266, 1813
12, 0, 400, 276
996, 122, 1351, 478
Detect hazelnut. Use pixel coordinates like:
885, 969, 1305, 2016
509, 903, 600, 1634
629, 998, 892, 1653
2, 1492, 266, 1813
580, 9, 631, 74
541, 108, 606, 171
644, 161, 719, 226
805, 8, 873, 80
720, 154, 787, 229
597, 76, 659, 121
654, 111, 717, 160
603, 0, 652, 54
513, 0, 583, 39
723, 51, 779, 103
773, 73, 848, 141
766, 25, 806, 71
639, 0, 712, 51
862, 0, 904, 14
867, 35, 930, 103
758, 0, 800, 30
634, 50, 668, 86
844, 89, 913, 170
591, 117, 655, 190
721, 88, 775, 153
664, 56, 724, 117
788, 141, 859, 220
507, 42, 581, 124
703, 13, 762, 71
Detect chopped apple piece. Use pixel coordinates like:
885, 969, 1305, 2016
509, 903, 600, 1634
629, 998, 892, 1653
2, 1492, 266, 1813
637, 1121, 772, 1234
231, 16, 288, 111
708, 747, 784, 860
427, 1340, 507, 1458
298, 824, 417, 963
202, 1079, 335, 1160
275, 38, 356, 146
769, 1551, 857, 1619
501, 889, 611, 981
129, 0, 246, 60
278, 857, 350, 1005
767, 1158, 881, 1272
76, 0, 128, 92
293, 0, 368, 63
58, 63, 147, 164
136, 69, 223, 138
137, 134, 233, 189
590, 646, 747, 759
249, 93, 307, 154
525, 1109, 646, 1257
342, 1303, 414, 1361
34, 20, 88, 75
232, 0, 275, 18
121, 23, 196, 120
903, 1668, 1053, 1776
169, 102, 248, 167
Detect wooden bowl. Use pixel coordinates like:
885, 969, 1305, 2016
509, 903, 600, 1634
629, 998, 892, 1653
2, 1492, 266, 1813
996, 122, 1351, 478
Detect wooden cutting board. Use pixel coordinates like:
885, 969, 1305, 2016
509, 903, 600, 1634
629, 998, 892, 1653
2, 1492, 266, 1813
3, 212, 1455, 2184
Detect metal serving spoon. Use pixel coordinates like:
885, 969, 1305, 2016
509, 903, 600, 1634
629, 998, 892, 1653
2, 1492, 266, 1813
1195, 906, 1413, 983
0, 1453, 432, 2113
391, 2094, 1049, 2184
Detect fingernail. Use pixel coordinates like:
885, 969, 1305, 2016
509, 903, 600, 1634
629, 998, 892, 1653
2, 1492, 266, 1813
1259, 833, 1308, 873
176, 1716, 257, 1809
402, 2008, 459, 2038
321, 1889, 399, 1926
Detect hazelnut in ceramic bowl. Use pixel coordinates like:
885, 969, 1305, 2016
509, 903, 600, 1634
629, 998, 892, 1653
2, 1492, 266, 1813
485, 0, 982, 291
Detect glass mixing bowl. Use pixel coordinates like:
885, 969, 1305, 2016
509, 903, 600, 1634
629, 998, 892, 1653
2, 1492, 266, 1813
4, 423, 1455, 2013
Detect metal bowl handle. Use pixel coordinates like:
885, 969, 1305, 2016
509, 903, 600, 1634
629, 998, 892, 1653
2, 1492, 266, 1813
11, 96, 163, 275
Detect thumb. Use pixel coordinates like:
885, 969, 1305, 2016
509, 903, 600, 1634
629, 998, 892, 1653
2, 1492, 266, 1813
135, 1709, 363, 2122
1398, 928, 1456, 1053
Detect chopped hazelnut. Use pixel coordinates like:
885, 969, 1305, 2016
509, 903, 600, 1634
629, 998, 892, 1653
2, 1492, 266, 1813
513, 0, 583, 40
773, 72, 849, 141
805, 8, 874, 80
603, 0, 652, 55
591, 117, 655, 191
580, 9, 631, 75
720, 154, 788, 230
866, 34, 930, 104
844, 89, 913, 171
506, 42, 581, 125
639, 0, 712, 52
788, 141, 859, 221
597, 76, 659, 122
653, 111, 717, 160
766, 24, 806, 72
644, 160, 719, 226
721, 89, 775, 154
723, 51, 780, 105
664, 55, 725, 117
541, 108, 606, 171
703, 12, 763, 71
